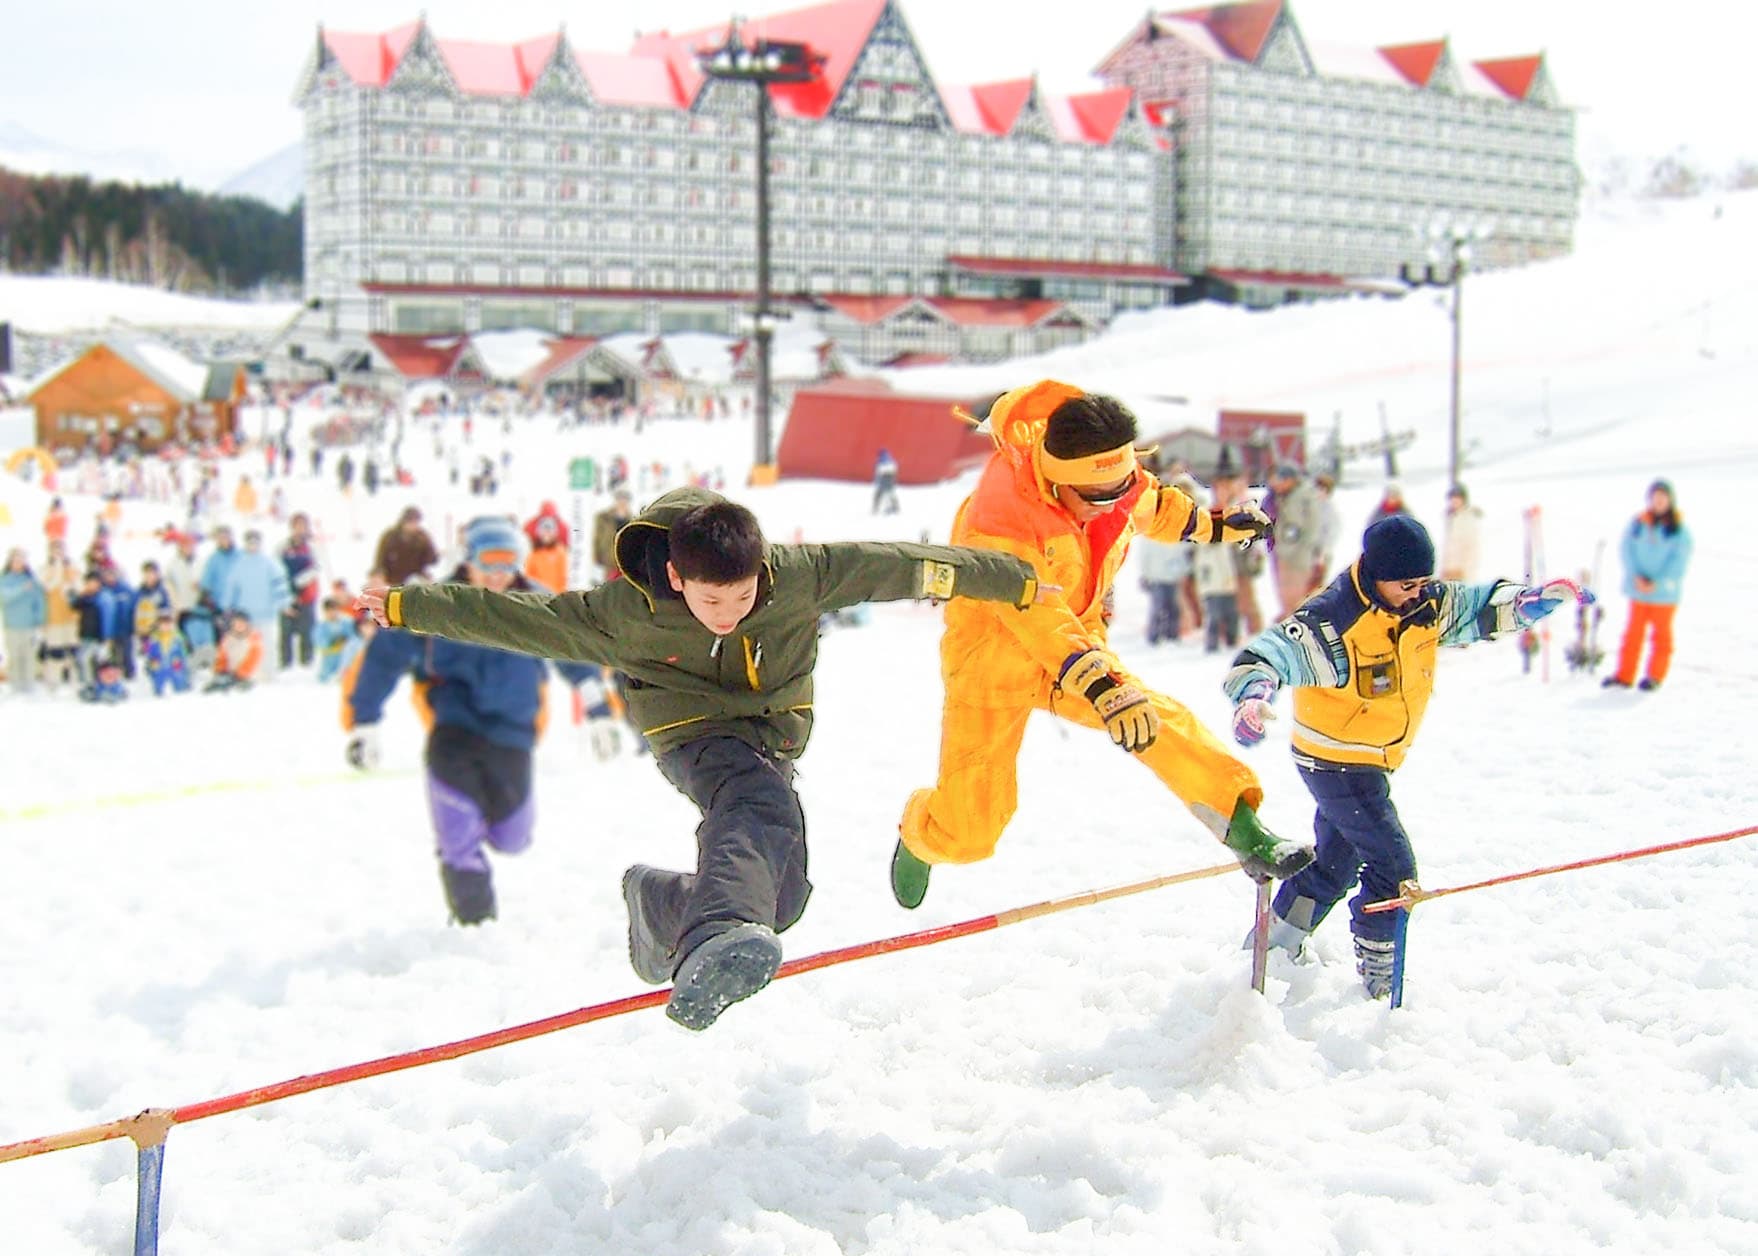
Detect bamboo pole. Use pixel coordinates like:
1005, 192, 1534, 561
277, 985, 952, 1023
0, 860, 1246, 1165
1363, 824, 1758, 915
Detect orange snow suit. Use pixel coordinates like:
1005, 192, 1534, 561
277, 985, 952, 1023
900, 380, 1263, 866
216, 628, 263, 681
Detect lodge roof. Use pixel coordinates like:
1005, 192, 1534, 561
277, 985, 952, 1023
308, 0, 1148, 144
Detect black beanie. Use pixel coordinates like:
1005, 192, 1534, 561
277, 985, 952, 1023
1360, 515, 1435, 582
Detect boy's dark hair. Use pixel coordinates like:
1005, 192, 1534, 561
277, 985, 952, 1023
1043, 394, 1138, 459
669, 501, 765, 584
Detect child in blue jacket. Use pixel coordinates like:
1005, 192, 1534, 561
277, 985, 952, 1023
342, 518, 595, 925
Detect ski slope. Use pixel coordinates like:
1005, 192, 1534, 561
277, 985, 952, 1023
2, 192, 1757, 1254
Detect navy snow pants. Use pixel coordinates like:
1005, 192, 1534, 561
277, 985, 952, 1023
1273, 765, 1417, 945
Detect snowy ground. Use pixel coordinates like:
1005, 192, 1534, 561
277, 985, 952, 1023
3, 192, 1758, 1254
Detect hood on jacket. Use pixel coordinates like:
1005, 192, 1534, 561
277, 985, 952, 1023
612, 487, 774, 612
525, 501, 568, 547
978, 380, 1088, 507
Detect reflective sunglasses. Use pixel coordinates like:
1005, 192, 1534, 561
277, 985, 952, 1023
1068, 472, 1137, 508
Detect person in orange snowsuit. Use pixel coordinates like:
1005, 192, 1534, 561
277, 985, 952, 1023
523, 500, 571, 592
893, 382, 1315, 907
206, 610, 264, 692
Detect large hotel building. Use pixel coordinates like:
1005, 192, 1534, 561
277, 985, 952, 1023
288, 0, 1577, 370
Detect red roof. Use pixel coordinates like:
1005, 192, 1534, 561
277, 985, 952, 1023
631, 0, 886, 119
317, 5, 1152, 144
1064, 88, 1135, 144
521, 336, 601, 387
368, 334, 475, 379
1379, 41, 1446, 88
575, 50, 689, 107
322, 23, 418, 87
1208, 268, 1353, 290
1474, 55, 1543, 100
882, 352, 954, 369
926, 297, 1068, 327
1160, 1, 1284, 62
434, 37, 544, 95
948, 255, 1188, 283
819, 294, 1072, 328
970, 79, 1035, 133
819, 295, 917, 325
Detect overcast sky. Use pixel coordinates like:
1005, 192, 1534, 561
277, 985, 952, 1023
2, 0, 1749, 188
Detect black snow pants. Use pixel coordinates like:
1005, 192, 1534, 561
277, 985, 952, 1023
650, 736, 813, 961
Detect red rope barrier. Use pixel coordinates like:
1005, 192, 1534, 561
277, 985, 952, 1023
1362, 823, 1758, 914
0, 861, 1241, 1165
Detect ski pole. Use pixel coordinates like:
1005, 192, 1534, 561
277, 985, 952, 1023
1363, 824, 1758, 914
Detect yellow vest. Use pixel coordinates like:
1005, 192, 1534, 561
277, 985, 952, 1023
1291, 567, 1439, 771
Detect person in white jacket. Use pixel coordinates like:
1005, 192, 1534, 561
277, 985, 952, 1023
1136, 535, 1193, 644
1439, 484, 1483, 582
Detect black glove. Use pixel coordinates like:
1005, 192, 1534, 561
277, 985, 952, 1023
1212, 506, 1273, 547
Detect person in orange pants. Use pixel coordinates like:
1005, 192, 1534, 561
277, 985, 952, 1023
1604, 479, 1692, 692
893, 382, 1316, 907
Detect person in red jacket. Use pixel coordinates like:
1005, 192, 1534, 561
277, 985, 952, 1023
523, 501, 570, 591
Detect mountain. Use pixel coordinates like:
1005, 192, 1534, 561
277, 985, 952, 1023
217, 143, 303, 211
0, 120, 182, 187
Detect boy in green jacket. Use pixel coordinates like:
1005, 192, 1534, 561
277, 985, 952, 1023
360, 489, 1043, 1030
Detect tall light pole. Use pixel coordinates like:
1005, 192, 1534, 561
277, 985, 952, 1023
1422, 217, 1494, 492
695, 22, 822, 472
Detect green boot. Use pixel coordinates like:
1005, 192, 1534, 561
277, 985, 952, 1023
890, 839, 931, 909
1223, 799, 1315, 882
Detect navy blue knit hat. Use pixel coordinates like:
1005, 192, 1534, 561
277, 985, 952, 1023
1360, 515, 1435, 582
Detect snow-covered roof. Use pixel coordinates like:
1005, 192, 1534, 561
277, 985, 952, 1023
660, 332, 740, 385
1306, 40, 1408, 87
469, 329, 555, 383
120, 339, 211, 399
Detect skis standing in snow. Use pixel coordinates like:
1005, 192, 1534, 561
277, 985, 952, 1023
1222, 515, 1591, 998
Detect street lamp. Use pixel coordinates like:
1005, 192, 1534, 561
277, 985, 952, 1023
1421, 216, 1495, 491
695, 21, 823, 473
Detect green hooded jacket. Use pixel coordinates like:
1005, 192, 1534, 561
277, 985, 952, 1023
389, 488, 1038, 758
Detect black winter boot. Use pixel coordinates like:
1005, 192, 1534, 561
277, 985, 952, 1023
623, 864, 678, 985
440, 864, 496, 926
665, 923, 783, 1031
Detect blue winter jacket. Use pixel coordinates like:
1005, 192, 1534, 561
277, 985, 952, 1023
345, 571, 596, 749
199, 548, 241, 609
223, 552, 292, 625
94, 579, 136, 639
1620, 514, 1692, 605
0, 570, 47, 630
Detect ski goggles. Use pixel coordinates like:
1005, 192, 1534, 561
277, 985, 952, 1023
469, 547, 521, 573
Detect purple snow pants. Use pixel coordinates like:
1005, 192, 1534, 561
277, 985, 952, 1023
425, 724, 535, 873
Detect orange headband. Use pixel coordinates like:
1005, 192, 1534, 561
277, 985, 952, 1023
1037, 442, 1138, 488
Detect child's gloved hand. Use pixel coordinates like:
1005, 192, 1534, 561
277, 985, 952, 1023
1514, 578, 1591, 626
1231, 678, 1278, 747
345, 726, 381, 771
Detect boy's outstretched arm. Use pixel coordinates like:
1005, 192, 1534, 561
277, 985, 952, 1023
359, 583, 621, 666
805, 542, 1043, 612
